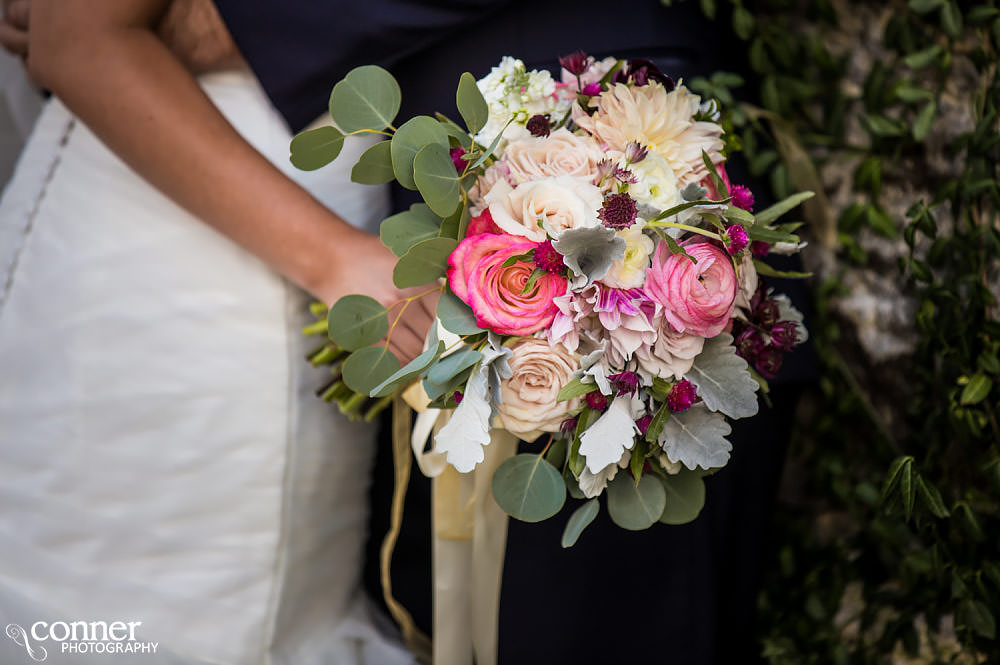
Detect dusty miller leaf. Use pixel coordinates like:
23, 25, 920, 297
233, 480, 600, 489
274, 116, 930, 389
685, 333, 760, 419
657, 404, 732, 471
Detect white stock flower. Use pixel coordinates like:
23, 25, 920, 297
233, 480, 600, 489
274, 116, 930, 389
475, 57, 572, 148
602, 223, 655, 289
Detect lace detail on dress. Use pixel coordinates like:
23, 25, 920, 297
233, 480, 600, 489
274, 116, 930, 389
0, 115, 76, 316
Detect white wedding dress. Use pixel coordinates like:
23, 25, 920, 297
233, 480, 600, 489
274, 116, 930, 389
0, 70, 412, 665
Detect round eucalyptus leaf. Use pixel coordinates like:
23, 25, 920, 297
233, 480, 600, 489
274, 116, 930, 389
341, 346, 401, 395
328, 65, 401, 133
380, 204, 442, 257
351, 140, 395, 184
369, 341, 445, 398
413, 143, 462, 217
391, 116, 449, 190
327, 295, 388, 351
436, 290, 484, 335
561, 499, 600, 548
290, 126, 345, 171
392, 237, 458, 288
659, 470, 706, 525
456, 72, 489, 135
607, 472, 666, 531
492, 454, 566, 523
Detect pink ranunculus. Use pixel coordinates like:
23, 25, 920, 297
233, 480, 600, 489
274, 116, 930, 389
643, 240, 737, 338
447, 233, 567, 336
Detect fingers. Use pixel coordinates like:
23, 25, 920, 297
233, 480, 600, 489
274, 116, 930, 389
6, 0, 29, 29
0, 20, 28, 57
387, 320, 423, 365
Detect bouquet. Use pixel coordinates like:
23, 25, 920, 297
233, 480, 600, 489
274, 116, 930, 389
293, 51, 811, 664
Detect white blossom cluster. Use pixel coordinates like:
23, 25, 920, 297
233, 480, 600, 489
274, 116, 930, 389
474, 56, 571, 147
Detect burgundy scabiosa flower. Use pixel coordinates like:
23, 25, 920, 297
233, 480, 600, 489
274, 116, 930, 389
725, 224, 749, 256
450, 148, 468, 173
755, 347, 783, 379
559, 50, 591, 76
734, 325, 765, 362
756, 299, 781, 328
585, 391, 608, 411
614, 58, 675, 90
581, 83, 602, 97
526, 114, 551, 138
534, 239, 565, 275
561, 416, 578, 436
667, 380, 698, 413
635, 414, 653, 436
609, 371, 640, 396
598, 193, 638, 229
751, 241, 770, 258
769, 321, 799, 350
730, 185, 754, 212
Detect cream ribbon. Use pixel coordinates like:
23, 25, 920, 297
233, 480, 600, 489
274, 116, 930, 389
388, 383, 516, 665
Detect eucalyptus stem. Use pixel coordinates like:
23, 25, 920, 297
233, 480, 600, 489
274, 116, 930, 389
644, 220, 722, 240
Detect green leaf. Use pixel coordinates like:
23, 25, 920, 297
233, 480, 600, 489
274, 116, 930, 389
904, 45, 943, 69
561, 499, 600, 548
557, 377, 595, 402
520, 268, 546, 296
959, 600, 996, 640
913, 101, 936, 141
915, 475, 950, 518
865, 114, 905, 137
901, 460, 915, 521
746, 226, 801, 244
961, 374, 992, 405
350, 140, 395, 184
391, 116, 450, 190
436, 290, 484, 335
607, 472, 666, 531
380, 203, 442, 257
630, 439, 649, 482
393, 237, 458, 288
328, 65, 401, 133
659, 470, 707, 524
724, 205, 755, 225
456, 72, 489, 135
752, 260, 813, 280
908, 0, 943, 12
492, 454, 567, 522
702, 150, 727, 197
940, 1, 963, 39
426, 346, 481, 385
654, 198, 724, 221
644, 403, 671, 444
755, 191, 815, 225
369, 340, 445, 397
438, 203, 468, 240
467, 117, 513, 169
290, 126, 345, 171
327, 295, 389, 351
881, 455, 913, 503
731, 5, 755, 40
424, 364, 474, 403
894, 82, 934, 103
569, 408, 599, 477
663, 234, 698, 263
413, 143, 462, 217
341, 346, 401, 394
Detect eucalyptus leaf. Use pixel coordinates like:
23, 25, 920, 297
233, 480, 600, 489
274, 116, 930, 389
341, 346, 401, 395
657, 404, 733, 471
685, 333, 760, 419
380, 204, 442, 257
391, 116, 450, 190
369, 340, 445, 397
393, 237, 458, 288
436, 290, 484, 335
426, 346, 482, 385
607, 472, 666, 531
351, 140, 395, 184
414, 143, 462, 217
492, 454, 567, 522
329, 65, 401, 132
561, 499, 600, 548
456, 72, 489, 135
327, 295, 388, 351
659, 470, 706, 524
290, 126, 345, 171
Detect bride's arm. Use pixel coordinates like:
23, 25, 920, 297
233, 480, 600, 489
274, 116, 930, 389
27, 0, 431, 361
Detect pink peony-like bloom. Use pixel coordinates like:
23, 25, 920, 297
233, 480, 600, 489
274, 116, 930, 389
447, 233, 567, 336
644, 240, 738, 338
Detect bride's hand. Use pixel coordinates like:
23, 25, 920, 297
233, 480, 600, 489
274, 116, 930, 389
321, 228, 440, 366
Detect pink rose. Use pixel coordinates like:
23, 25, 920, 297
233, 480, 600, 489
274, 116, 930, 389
643, 240, 737, 337
497, 338, 581, 441
447, 233, 567, 336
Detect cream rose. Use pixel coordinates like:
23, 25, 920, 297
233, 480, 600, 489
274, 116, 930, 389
627, 152, 683, 213
602, 223, 655, 289
502, 128, 605, 184
485, 175, 603, 241
497, 338, 581, 441
635, 312, 706, 380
